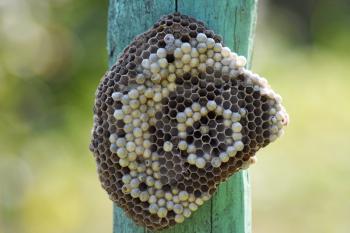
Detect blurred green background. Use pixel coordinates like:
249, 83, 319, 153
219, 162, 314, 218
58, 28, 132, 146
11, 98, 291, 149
0, 0, 349, 233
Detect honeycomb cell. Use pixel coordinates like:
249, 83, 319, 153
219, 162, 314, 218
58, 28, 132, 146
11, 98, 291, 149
90, 12, 288, 231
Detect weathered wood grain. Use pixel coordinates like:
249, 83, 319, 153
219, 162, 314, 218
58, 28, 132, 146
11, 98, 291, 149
108, 0, 258, 232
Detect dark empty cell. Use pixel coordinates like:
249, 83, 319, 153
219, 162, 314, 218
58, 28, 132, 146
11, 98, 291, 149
245, 95, 253, 103
177, 182, 185, 190
242, 137, 250, 146
194, 130, 202, 139
194, 190, 202, 197
175, 77, 184, 85
149, 45, 158, 53
184, 179, 192, 186
202, 135, 210, 143
217, 133, 225, 141
218, 143, 227, 151
262, 122, 269, 129
207, 92, 215, 100
176, 86, 185, 94
193, 121, 201, 129
238, 99, 246, 108
190, 76, 199, 85
181, 34, 191, 42
208, 129, 217, 137
256, 126, 263, 134
247, 113, 255, 121
169, 100, 177, 108
149, 37, 158, 44
159, 157, 166, 164
256, 135, 264, 143
225, 128, 233, 136
198, 89, 207, 97
155, 111, 163, 119
262, 103, 269, 111
186, 135, 194, 144
183, 72, 191, 81
164, 133, 171, 141
200, 185, 209, 192
237, 91, 245, 100
229, 96, 238, 104
254, 117, 262, 125
189, 23, 197, 30
156, 121, 164, 128
142, 51, 151, 59
139, 182, 147, 191
116, 120, 124, 128
216, 124, 225, 132
149, 126, 156, 133
203, 83, 214, 92
254, 108, 262, 116
194, 140, 202, 147
208, 120, 216, 128
208, 111, 216, 119
253, 100, 261, 108
261, 95, 268, 102
248, 131, 256, 138
169, 109, 177, 118
212, 89, 220, 97
176, 95, 185, 103
263, 130, 270, 138
165, 160, 174, 168
253, 91, 260, 99
156, 139, 164, 148
223, 100, 231, 109
203, 144, 211, 153
163, 116, 170, 124
170, 127, 178, 136
250, 140, 257, 149
168, 170, 176, 177
166, 53, 175, 63
177, 104, 185, 112
157, 40, 166, 48
200, 116, 209, 124
150, 143, 157, 152
191, 93, 200, 101
156, 130, 164, 138
261, 113, 269, 120
210, 138, 218, 147
186, 126, 194, 135
246, 104, 254, 112
169, 91, 177, 99
163, 106, 170, 114
222, 91, 230, 100
184, 99, 192, 107
160, 176, 169, 184
248, 122, 256, 130
186, 186, 194, 193
245, 86, 254, 94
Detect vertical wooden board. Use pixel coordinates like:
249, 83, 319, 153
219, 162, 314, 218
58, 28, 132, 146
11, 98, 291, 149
211, 172, 252, 233
107, 0, 175, 66
108, 1, 175, 233
109, 0, 258, 232
149, 200, 212, 233
113, 203, 144, 233
177, 1, 257, 233
177, 0, 257, 64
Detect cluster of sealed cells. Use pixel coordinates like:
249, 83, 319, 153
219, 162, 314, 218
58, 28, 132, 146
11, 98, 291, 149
90, 13, 288, 230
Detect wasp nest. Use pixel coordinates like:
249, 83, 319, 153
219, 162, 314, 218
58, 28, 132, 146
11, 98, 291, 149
90, 13, 288, 231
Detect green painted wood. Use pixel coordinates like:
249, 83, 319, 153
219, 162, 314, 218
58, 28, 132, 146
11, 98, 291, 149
107, 0, 175, 67
108, 0, 258, 232
108, 1, 175, 233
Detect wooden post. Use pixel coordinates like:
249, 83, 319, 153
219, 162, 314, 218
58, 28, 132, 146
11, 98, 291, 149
108, 0, 258, 232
